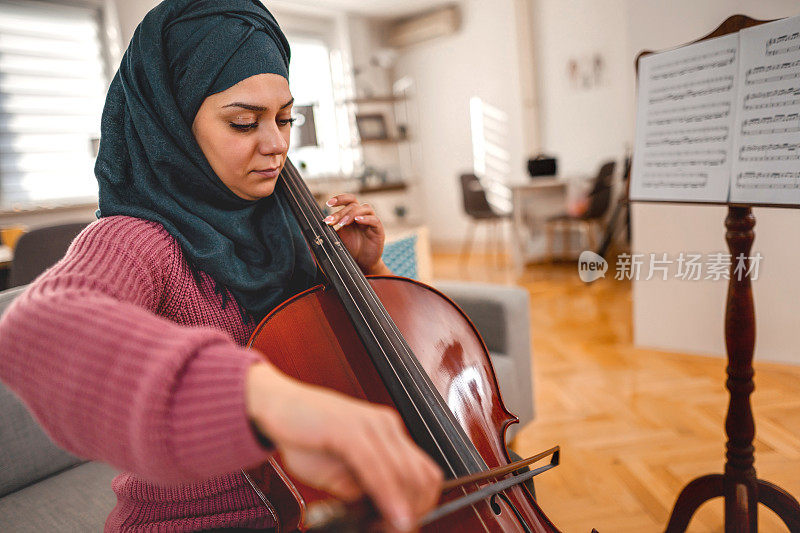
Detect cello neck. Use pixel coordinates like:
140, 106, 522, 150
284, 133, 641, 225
277, 160, 486, 479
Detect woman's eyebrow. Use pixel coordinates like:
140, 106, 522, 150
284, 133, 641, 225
222, 98, 294, 112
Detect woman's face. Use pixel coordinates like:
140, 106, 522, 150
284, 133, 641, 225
192, 73, 294, 200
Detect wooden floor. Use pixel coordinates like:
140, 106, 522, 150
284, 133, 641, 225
432, 252, 800, 533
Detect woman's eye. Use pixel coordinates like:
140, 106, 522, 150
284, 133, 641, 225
279, 117, 297, 127
230, 122, 257, 131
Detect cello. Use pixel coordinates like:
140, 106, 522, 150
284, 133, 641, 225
243, 160, 562, 532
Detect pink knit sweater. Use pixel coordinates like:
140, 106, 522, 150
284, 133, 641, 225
0, 216, 280, 532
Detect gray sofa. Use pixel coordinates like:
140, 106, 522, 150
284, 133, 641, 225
0, 281, 534, 531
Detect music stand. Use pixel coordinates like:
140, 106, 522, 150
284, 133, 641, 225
633, 14, 800, 533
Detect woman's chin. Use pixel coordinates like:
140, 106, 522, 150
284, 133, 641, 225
246, 179, 278, 199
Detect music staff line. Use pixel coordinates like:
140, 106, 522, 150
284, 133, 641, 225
740, 142, 800, 153
644, 157, 726, 168
766, 31, 800, 56
766, 44, 800, 56
649, 101, 730, 116
648, 149, 727, 157
741, 113, 800, 136
646, 109, 730, 126
745, 87, 800, 101
649, 82, 733, 104
650, 48, 735, 71
739, 141, 800, 161
649, 57, 735, 82
739, 153, 800, 161
650, 75, 734, 94
641, 171, 709, 189
745, 59, 800, 85
743, 87, 800, 110
646, 125, 728, 136
645, 134, 728, 147
743, 97, 800, 110
736, 171, 800, 189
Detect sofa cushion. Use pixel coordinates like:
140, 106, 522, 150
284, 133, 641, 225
0, 285, 27, 313
0, 379, 83, 497
0, 461, 117, 532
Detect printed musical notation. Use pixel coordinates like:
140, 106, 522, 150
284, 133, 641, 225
632, 14, 800, 205
648, 76, 734, 104
646, 107, 730, 127
739, 142, 800, 161
644, 149, 726, 168
641, 172, 709, 189
740, 113, 800, 136
631, 33, 739, 202
649, 48, 736, 81
645, 133, 728, 148
743, 87, 800, 110
766, 31, 800, 56
745, 59, 800, 85
736, 171, 800, 189
731, 15, 800, 204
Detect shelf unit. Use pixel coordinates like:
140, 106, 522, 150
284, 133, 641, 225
338, 86, 421, 227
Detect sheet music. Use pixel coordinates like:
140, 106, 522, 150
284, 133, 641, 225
730, 15, 800, 205
630, 34, 739, 202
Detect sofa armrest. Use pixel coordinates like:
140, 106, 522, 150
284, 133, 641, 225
432, 280, 534, 431
0, 285, 28, 314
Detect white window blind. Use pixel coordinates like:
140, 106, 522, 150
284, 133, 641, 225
0, 0, 107, 209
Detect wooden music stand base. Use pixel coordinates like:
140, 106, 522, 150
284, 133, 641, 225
665, 472, 800, 532
664, 207, 800, 533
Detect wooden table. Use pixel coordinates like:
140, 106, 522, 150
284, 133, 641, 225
509, 177, 575, 274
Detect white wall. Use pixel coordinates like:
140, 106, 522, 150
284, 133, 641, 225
532, 0, 631, 175
393, 0, 529, 246
112, 0, 157, 44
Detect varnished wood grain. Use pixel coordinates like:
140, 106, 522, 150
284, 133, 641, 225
247, 276, 556, 532
432, 252, 800, 532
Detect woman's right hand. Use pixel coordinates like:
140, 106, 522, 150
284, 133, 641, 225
245, 361, 444, 531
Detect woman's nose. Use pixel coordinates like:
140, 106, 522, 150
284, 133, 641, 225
257, 121, 288, 155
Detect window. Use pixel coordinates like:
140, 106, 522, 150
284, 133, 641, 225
286, 33, 360, 178
0, 0, 108, 209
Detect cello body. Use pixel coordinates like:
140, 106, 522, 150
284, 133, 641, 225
246, 275, 559, 532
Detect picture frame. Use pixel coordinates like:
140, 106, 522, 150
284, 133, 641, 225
355, 113, 389, 141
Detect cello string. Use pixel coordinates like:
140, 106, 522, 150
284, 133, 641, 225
279, 165, 496, 533
277, 165, 465, 477
282, 163, 484, 470
281, 163, 463, 438
286, 162, 486, 470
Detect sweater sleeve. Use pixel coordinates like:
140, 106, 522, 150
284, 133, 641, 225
0, 217, 270, 484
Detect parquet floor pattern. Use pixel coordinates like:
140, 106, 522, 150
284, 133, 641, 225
432, 252, 800, 533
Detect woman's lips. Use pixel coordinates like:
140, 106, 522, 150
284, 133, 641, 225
251, 168, 280, 179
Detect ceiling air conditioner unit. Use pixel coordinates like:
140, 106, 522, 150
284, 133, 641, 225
387, 5, 461, 48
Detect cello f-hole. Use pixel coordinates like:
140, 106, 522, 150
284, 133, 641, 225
490, 495, 502, 515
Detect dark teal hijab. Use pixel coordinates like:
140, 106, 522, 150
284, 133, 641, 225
94, 0, 318, 322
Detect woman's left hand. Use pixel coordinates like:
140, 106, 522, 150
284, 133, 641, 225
324, 194, 388, 275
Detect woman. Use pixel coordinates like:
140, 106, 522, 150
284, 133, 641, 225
0, 0, 442, 531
